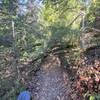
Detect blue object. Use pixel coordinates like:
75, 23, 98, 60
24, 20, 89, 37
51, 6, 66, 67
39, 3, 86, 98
17, 91, 31, 100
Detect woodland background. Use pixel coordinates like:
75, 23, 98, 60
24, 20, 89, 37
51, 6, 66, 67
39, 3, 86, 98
0, 0, 100, 100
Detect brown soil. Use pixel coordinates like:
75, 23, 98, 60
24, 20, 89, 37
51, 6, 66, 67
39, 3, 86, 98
28, 54, 72, 100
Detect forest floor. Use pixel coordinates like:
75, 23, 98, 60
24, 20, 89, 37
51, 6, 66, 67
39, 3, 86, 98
28, 54, 72, 100
0, 46, 100, 100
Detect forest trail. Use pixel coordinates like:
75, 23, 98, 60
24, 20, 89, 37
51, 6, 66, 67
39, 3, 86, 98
28, 54, 71, 100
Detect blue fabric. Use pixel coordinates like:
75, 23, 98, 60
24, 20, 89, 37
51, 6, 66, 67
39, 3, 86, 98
17, 91, 31, 100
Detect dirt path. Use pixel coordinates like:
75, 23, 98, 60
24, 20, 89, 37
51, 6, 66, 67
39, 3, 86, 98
28, 55, 71, 100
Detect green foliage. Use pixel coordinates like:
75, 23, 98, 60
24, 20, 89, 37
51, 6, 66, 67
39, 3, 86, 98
0, 78, 25, 100
89, 96, 95, 100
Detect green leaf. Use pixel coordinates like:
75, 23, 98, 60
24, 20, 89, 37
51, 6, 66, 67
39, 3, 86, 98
89, 96, 95, 100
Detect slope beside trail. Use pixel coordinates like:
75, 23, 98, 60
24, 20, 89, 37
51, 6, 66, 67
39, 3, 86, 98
28, 54, 72, 100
